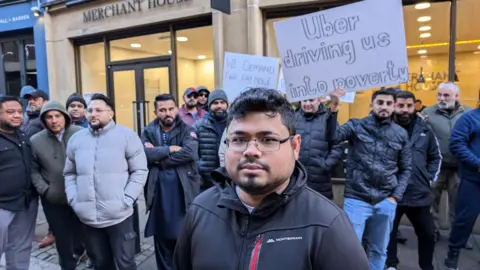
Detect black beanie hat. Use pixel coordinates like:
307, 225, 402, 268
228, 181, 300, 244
208, 89, 229, 108
66, 93, 87, 109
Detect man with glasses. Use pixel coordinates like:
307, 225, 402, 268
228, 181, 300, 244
64, 94, 148, 270
178, 87, 207, 125
331, 88, 412, 270
142, 94, 200, 270
196, 86, 210, 111
174, 88, 369, 270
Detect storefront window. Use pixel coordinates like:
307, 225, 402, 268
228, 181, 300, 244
455, 0, 480, 108
109, 32, 171, 62
79, 42, 107, 96
25, 38, 37, 89
175, 26, 214, 105
2, 41, 21, 96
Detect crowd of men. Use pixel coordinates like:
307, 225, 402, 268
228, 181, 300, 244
0, 82, 478, 270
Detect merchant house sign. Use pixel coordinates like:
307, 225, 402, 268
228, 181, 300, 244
83, 0, 191, 23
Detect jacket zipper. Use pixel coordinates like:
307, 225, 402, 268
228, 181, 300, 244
237, 215, 251, 270
248, 234, 264, 270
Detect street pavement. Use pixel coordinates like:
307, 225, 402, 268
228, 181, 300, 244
1, 199, 479, 269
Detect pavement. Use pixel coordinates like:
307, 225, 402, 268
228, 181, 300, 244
1, 200, 479, 270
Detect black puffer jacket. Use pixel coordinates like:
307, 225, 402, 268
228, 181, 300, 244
399, 117, 442, 207
173, 162, 369, 270
192, 114, 226, 191
295, 108, 344, 199
333, 115, 412, 204
22, 111, 44, 138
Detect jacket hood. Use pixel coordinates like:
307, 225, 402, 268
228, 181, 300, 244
40, 100, 72, 128
211, 161, 308, 217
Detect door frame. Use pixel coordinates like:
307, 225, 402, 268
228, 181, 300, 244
107, 59, 172, 133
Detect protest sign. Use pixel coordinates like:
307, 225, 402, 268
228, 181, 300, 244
274, 0, 408, 102
277, 67, 286, 93
223, 52, 280, 101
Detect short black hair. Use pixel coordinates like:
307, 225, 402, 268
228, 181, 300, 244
372, 88, 397, 102
0, 95, 21, 110
90, 93, 114, 111
396, 91, 416, 103
416, 99, 422, 103
154, 94, 177, 109
226, 88, 296, 135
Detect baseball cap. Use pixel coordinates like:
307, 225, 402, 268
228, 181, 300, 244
184, 87, 198, 97
23, 89, 49, 101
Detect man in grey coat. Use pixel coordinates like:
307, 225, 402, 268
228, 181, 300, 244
422, 82, 473, 245
31, 101, 83, 270
64, 94, 148, 270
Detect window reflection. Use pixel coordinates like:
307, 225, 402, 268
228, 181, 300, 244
110, 32, 171, 62
79, 43, 107, 96
2, 41, 21, 96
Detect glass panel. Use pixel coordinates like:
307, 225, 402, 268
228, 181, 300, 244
175, 26, 214, 105
456, 0, 480, 108
25, 38, 37, 89
113, 70, 136, 130
144, 67, 170, 123
79, 43, 107, 96
110, 32, 171, 62
2, 41, 21, 97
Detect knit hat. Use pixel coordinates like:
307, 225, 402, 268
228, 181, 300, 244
208, 89, 229, 108
66, 93, 87, 109
197, 86, 210, 95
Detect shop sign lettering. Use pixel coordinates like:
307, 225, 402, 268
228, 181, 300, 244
273, 0, 409, 102
83, 0, 191, 23
0, 14, 30, 24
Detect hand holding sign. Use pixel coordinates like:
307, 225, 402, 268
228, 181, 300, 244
330, 88, 345, 112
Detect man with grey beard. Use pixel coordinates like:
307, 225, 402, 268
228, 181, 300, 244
421, 82, 472, 245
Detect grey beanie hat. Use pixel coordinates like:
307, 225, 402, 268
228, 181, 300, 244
208, 89, 228, 108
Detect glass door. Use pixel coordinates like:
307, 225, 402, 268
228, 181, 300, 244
109, 61, 171, 134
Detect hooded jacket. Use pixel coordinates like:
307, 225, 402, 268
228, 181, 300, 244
30, 101, 83, 205
173, 162, 369, 270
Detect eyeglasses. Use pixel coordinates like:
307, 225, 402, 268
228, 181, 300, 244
199, 93, 208, 97
86, 108, 110, 115
225, 136, 293, 152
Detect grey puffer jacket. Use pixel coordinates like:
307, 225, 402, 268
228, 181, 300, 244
64, 121, 148, 228
332, 115, 412, 204
422, 103, 472, 168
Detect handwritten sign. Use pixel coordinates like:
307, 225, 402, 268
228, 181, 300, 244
223, 52, 279, 101
274, 0, 408, 102
277, 68, 286, 93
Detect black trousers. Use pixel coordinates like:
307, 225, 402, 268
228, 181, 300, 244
41, 199, 83, 270
154, 237, 176, 270
386, 205, 435, 270
84, 215, 137, 270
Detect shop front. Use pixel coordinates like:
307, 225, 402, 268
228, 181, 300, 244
0, 0, 49, 97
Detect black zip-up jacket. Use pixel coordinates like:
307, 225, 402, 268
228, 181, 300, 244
192, 113, 226, 191
332, 115, 412, 204
22, 110, 44, 138
295, 108, 344, 199
399, 117, 442, 207
0, 129, 34, 211
141, 116, 201, 213
173, 162, 369, 270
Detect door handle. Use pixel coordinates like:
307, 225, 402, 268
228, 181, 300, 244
139, 102, 145, 133
132, 101, 137, 134
145, 101, 150, 124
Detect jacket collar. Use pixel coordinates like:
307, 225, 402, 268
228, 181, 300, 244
146, 116, 183, 144
211, 161, 308, 218
89, 120, 115, 136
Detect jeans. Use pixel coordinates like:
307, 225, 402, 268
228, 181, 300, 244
431, 167, 459, 230
344, 198, 397, 270
449, 180, 480, 251
386, 205, 435, 270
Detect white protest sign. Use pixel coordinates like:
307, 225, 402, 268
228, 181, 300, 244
340, 92, 356, 103
274, 0, 408, 102
223, 52, 279, 101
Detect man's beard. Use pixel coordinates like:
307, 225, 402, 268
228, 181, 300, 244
89, 121, 106, 130
373, 110, 392, 122
212, 111, 227, 121
394, 112, 414, 126
161, 116, 175, 127
438, 100, 456, 109
0, 121, 20, 132
186, 102, 196, 109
